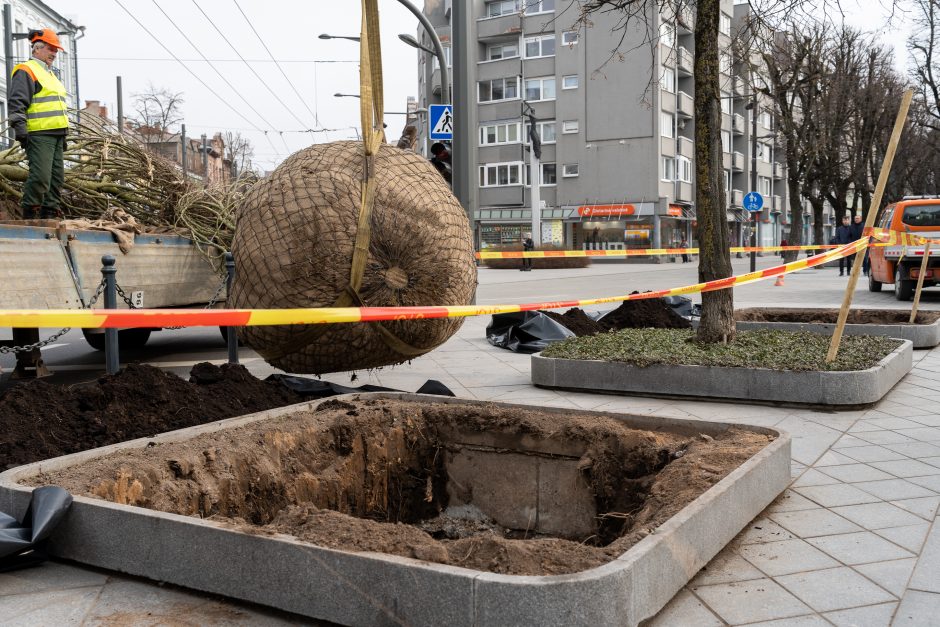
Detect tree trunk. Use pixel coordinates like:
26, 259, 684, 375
694, 0, 734, 343
810, 196, 825, 247
784, 165, 803, 263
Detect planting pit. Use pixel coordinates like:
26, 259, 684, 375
0, 394, 789, 625
735, 307, 940, 349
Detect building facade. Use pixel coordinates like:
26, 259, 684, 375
0, 0, 82, 122
417, 0, 833, 252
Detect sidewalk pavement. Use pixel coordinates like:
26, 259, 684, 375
2, 262, 940, 625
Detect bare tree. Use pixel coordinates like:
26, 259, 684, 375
132, 83, 184, 142
223, 131, 255, 175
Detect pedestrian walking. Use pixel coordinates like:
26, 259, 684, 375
10, 29, 68, 221
835, 215, 854, 276
780, 238, 788, 258
680, 237, 690, 263
521, 232, 534, 271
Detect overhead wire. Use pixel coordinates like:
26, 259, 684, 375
190, 0, 314, 131
112, 0, 266, 136
149, 0, 283, 159
231, 0, 323, 129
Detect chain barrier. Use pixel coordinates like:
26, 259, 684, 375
0, 279, 106, 354
163, 274, 229, 330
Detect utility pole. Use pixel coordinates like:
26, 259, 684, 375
116, 76, 124, 134
3, 4, 13, 146
748, 92, 758, 273
180, 123, 187, 179
452, 0, 475, 236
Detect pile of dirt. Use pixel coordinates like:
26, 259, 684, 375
542, 308, 607, 336
599, 296, 692, 331
36, 397, 772, 576
0, 363, 302, 470
736, 308, 940, 325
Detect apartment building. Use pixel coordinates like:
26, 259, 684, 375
417, 0, 809, 252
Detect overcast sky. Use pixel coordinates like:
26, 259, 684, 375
50, 1, 914, 172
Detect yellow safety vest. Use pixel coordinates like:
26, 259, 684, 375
12, 59, 68, 133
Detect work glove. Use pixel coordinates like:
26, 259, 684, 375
15, 133, 27, 151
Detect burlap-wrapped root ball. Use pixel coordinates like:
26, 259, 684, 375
230, 141, 477, 374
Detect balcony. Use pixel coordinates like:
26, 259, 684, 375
676, 181, 693, 202
477, 14, 522, 40
678, 136, 694, 159
772, 195, 783, 212
731, 189, 744, 207
676, 90, 693, 118
731, 151, 745, 172
676, 5, 694, 34
732, 113, 745, 135
677, 46, 693, 76
773, 161, 784, 179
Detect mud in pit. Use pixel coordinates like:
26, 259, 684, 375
0, 363, 303, 470
33, 397, 772, 576
736, 308, 940, 325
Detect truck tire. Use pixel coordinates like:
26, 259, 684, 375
868, 271, 882, 292
82, 328, 152, 351
895, 266, 914, 301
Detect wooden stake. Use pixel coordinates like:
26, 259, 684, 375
827, 89, 913, 363
910, 241, 932, 323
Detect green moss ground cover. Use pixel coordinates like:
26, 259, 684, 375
541, 329, 902, 372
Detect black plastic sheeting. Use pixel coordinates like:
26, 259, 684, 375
0, 486, 72, 572
486, 297, 700, 353
486, 311, 576, 354
266, 375, 455, 398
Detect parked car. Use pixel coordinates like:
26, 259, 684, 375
869, 197, 940, 300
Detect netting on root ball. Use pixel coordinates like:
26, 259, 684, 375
230, 141, 476, 374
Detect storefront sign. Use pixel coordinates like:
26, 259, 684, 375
667, 205, 683, 217
576, 203, 654, 218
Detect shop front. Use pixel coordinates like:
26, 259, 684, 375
475, 208, 568, 249
564, 203, 656, 251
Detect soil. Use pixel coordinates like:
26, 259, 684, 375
0, 363, 303, 471
736, 308, 940, 325
542, 308, 607, 336
33, 397, 772, 576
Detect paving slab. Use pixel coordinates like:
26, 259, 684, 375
830, 502, 930, 530
895, 591, 940, 626
854, 558, 918, 596
823, 602, 898, 627
806, 531, 915, 565
692, 578, 812, 625
775, 566, 897, 612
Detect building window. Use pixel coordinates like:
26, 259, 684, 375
760, 110, 772, 129
563, 163, 579, 177
562, 119, 579, 134
562, 75, 579, 90
525, 0, 555, 14
720, 52, 732, 75
660, 66, 676, 93
486, 41, 519, 61
725, 169, 732, 196
524, 34, 556, 58
562, 31, 579, 45
479, 77, 520, 102
662, 156, 676, 181
479, 122, 521, 146
721, 130, 731, 153
485, 0, 520, 17
525, 120, 556, 143
677, 156, 692, 183
479, 162, 524, 187
661, 112, 674, 138
541, 163, 557, 185
759, 142, 772, 163
721, 91, 732, 114
525, 76, 556, 101
758, 176, 772, 196
660, 21, 675, 48
432, 46, 452, 70
719, 13, 732, 36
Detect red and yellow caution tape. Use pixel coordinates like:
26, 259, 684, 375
0, 238, 869, 329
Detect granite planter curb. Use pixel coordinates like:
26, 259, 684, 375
735, 308, 940, 349
532, 340, 913, 407
0, 394, 790, 627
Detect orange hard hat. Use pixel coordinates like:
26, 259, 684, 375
29, 28, 63, 51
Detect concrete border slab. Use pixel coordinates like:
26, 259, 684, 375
0, 393, 790, 627
531, 341, 913, 407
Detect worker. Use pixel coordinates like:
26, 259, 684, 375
9, 28, 68, 221
428, 142, 452, 184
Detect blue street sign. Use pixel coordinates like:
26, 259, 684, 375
744, 191, 764, 212
429, 104, 454, 140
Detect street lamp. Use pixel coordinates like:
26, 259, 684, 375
398, 33, 436, 56
334, 93, 360, 99
319, 33, 360, 42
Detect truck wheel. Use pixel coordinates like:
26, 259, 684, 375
868, 271, 882, 292
895, 266, 914, 301
82, 328, 152, 351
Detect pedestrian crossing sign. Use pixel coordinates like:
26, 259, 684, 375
429, 104, 454, 140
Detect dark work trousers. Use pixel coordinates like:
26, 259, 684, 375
862, 251, 871, 275
840, 254, 855, 275
21, 135, 65, 216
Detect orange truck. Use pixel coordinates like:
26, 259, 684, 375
869, 197, 940, 300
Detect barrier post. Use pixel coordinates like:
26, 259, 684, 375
827, 89, 913, 363
910, 241, 932, 324
225, 252, 239, 364
101, 255, 120, 375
